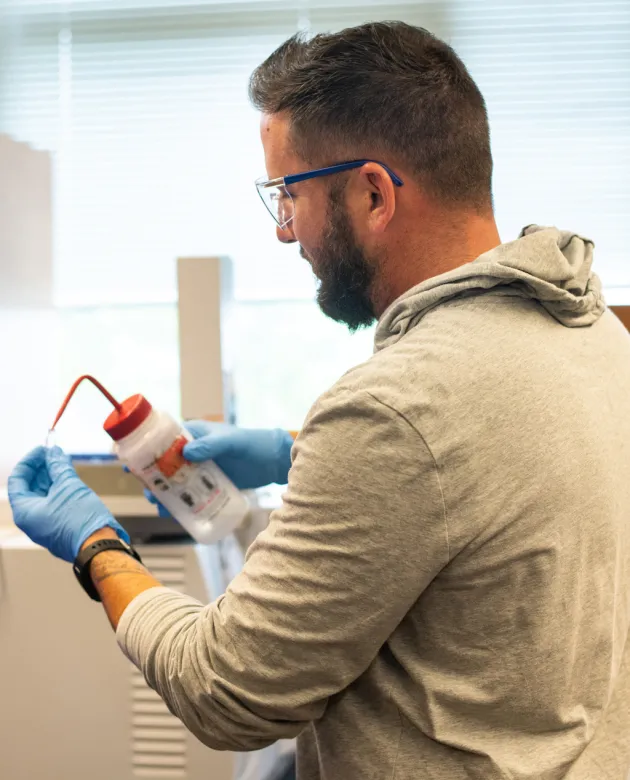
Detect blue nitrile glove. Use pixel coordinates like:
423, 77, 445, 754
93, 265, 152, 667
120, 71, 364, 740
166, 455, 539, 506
142, 421, 294, 517
182, 420, 294, 489
8, 446, 130, 563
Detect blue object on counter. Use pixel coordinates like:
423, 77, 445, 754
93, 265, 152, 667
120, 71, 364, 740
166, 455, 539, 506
70, 453, 118, 463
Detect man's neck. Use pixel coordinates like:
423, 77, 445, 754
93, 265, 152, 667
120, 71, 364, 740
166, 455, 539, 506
372, 212, 501, 317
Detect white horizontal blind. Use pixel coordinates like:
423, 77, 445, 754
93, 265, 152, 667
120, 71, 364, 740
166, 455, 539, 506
0, 3, 299, 304
0, 0, 445, 305
451, 0, 630, 290
0, 0, 629, 305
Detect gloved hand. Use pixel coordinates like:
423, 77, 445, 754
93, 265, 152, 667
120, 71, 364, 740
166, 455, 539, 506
142, 421, 294, 516
182, 420, 294, 489
8, 446, 130, 563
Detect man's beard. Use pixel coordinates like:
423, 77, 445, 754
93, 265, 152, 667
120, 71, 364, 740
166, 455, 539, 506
306, 191, 376, 332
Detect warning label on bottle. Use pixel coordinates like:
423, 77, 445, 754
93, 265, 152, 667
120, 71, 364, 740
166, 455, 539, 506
137, 436, 227, 522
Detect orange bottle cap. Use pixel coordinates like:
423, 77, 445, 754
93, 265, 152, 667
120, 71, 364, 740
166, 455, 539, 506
104, 394, 152, 441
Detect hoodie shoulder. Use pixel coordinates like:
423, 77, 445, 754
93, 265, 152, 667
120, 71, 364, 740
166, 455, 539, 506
375, 226, 605, 353
302, 330, 441, 432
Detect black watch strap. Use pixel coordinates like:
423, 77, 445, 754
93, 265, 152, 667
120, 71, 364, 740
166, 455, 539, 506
73, 537, 142, 602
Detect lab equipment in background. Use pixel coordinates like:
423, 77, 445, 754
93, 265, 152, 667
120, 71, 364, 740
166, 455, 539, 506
48, 375, 249, 545
0, 526, 293, 780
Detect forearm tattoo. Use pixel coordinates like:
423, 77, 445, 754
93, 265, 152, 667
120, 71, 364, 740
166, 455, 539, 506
91, 551, 150, 586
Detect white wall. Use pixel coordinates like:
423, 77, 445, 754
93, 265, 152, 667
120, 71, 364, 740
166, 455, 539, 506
0, 134, 52, 306
0, 307, 60, 485
0, 134, 56, 487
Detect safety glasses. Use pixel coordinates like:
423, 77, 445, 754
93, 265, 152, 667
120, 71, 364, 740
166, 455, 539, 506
255, 159, 404, 229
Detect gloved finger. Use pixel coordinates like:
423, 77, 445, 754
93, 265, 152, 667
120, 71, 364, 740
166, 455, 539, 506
183, 432, 240, 463
183, 420, 214, 440
143, 487, 158, 505
122, 464, 130, 474
142, 487, 170, 517
7, 446, 48, 499
183, 419, 232, 440
45, 446, 77, 482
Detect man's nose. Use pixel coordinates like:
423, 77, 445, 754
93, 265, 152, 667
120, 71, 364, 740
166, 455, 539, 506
276, 221, 297, 243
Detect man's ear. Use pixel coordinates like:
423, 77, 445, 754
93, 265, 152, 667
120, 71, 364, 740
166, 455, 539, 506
359, 162, 397, 233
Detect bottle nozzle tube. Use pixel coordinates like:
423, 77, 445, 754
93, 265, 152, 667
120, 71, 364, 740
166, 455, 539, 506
50, 375, 123, 433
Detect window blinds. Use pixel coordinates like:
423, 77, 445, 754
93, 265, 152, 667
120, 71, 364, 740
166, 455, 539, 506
0, 0, 628, 303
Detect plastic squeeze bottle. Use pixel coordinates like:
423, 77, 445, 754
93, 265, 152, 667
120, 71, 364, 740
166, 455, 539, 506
50, 376, 249, 545
103, 394, 249, 544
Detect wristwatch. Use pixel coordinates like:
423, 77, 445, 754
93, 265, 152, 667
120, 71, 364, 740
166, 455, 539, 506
73, 536, 143, 602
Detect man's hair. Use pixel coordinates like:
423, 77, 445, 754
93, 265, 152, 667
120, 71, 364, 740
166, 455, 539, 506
249, 21, 493, 211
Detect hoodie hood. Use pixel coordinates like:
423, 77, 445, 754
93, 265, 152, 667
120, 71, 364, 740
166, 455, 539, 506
375, 225, 605, 353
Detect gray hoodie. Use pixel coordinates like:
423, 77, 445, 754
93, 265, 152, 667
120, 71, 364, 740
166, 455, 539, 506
118, 226, 630, 780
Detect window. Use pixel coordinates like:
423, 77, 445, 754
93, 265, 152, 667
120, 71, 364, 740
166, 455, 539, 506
0, 0, 628, 480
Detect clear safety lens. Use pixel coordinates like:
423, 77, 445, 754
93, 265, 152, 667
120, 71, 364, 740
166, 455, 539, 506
255, 180, 294, 228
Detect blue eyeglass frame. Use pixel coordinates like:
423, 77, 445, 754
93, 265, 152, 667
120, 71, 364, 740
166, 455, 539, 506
255, 159, 404, 227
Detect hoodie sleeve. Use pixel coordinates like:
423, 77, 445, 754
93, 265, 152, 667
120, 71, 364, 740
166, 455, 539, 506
116, 388, 449, 751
